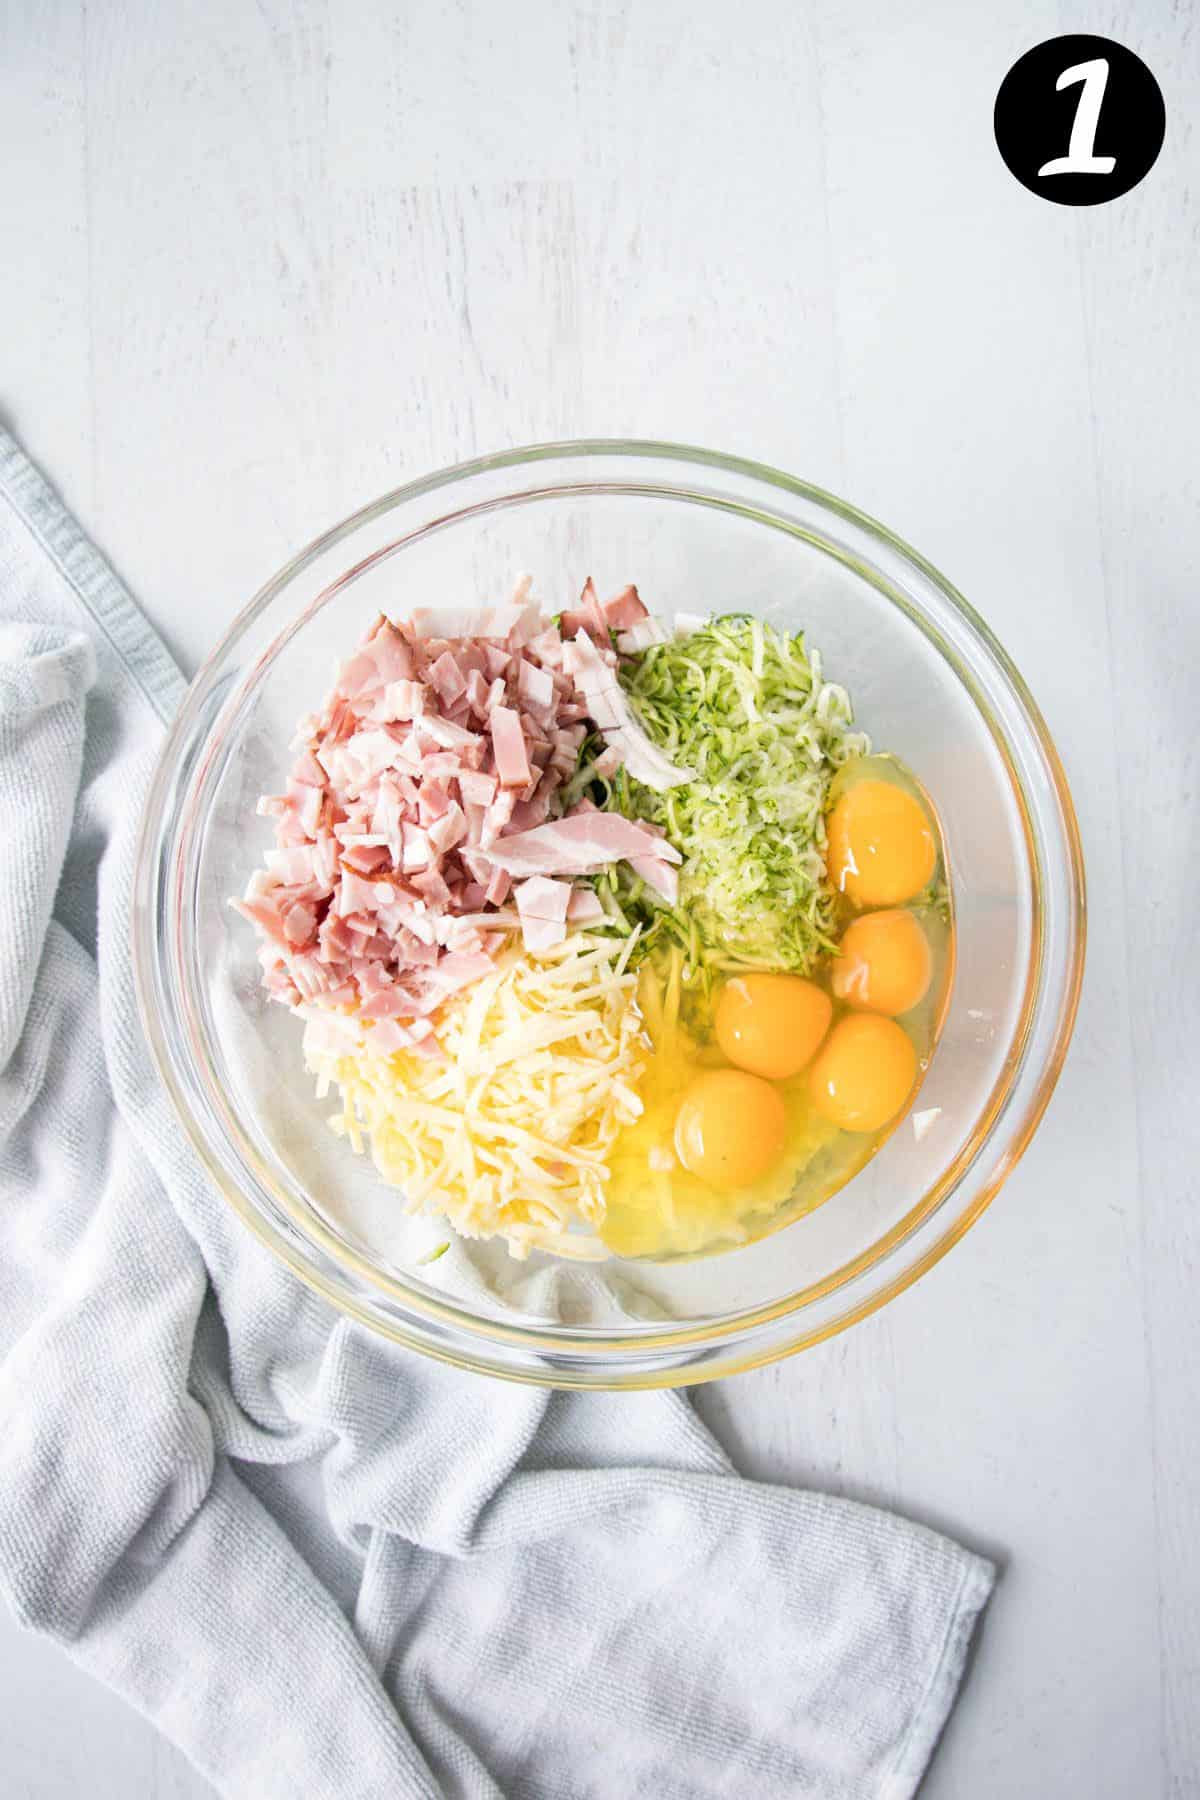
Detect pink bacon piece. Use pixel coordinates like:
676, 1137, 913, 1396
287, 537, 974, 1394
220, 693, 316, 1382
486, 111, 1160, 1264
490, 705, 533, 789
485, 810, 681, 880
236, 578, 681, 1047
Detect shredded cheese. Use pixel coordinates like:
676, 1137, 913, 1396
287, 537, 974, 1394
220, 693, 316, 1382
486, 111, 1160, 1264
302, 932, 647, 1259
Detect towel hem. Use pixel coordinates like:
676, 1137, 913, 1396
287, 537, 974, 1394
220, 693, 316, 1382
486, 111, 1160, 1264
881, 1552, 996, 1799
0, 429, 185, 725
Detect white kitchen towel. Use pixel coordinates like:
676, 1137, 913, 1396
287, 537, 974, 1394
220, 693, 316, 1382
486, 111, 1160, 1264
0, 425, 994, 1800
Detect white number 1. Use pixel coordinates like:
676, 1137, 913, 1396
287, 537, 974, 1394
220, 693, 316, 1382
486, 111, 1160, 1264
1037, 58, 1117, 177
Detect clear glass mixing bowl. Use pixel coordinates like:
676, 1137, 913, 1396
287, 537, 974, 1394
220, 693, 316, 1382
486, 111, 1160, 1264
133, 442, 1085, 1387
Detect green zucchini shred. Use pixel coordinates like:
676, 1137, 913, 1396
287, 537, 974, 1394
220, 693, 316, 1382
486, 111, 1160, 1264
581, 614, 870, 989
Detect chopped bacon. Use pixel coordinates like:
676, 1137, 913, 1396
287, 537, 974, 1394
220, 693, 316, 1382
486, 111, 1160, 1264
616, 616, 670, 655
517, 657, 555, 716
485, 866, 512, 906
457, 768, 498, 807
287, 782, 323, 836
565, 887, 604, 923
490, 706, 533, 789
426, 650, 467, 707
566, 630, 695, 792
486, 811, 681, 879
514, 876, 572, 952
481, 789, 516, 848
292, 749, 326, 787
409, 866, 453, 906
627, 853, 680, 905
430, 951, 498, 992
508, 791, 551, 833
232, 578, 683, 1049
341, 843, 391, 875
561, 576, 609, 644
427, 802, 467, 855
599, 583, 649, 631
230, 895, 289, 948
371, 679, 425, 722
264, 845, 323, 887
410, 604, 528, 639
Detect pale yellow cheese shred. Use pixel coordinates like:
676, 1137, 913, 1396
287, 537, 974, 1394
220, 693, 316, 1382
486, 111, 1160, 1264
302, 932, 647, 1259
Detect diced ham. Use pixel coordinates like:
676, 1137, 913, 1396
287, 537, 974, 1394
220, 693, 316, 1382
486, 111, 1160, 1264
490, 706, 532, 789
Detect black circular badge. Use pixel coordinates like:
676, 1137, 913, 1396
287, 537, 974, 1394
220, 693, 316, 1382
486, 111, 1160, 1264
994, 35, 1165, 206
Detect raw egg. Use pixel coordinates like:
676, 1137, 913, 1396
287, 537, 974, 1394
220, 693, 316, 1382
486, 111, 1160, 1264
808, 1013, 917, 1133
674, 1069, 787, 1190
715, 974, 833, 1080
826, 779, 936, 907
832, 910, 932, 1017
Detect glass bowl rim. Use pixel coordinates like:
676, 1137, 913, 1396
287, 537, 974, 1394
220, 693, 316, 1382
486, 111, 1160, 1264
133, 438, 1087, 1387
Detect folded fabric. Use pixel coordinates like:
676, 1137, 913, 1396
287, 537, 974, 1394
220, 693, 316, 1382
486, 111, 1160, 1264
0, 427, 994, 1800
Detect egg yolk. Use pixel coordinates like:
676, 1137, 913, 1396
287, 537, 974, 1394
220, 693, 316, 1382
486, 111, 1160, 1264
808, 1014, 917, 1134
831, 910, 933, 1017
674, 1069, 787, 1190
826, 780, 937, 908
714, 974, 833, 1080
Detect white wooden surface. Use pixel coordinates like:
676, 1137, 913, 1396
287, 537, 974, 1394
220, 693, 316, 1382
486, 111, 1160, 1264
3, 1, 1197, 1794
